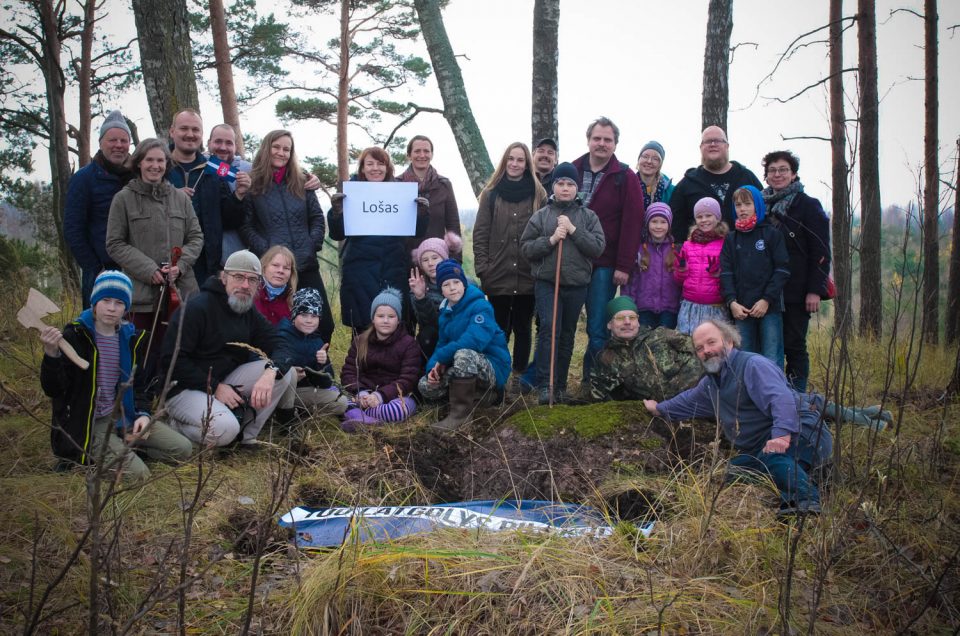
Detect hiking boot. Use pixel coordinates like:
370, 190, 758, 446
433, 376, 476, 431
776, 501, 822, 519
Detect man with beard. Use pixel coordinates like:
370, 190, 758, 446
64, 110, 134, 307
643, 319, 832, 517
160, 250, 295, 448
668, 126, 762, 238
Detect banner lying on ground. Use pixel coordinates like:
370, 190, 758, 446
278, 499, 654, 548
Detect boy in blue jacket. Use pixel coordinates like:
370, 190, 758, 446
419, 259, 511, 430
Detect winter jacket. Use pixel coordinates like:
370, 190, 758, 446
571, 154, 645, 272
622, 241, 682, 314
668, 162, 763, 238
675, 236, 726, 304
159, 276, 287, 399
40, 311, 149, 464
167, 152, 243, 283
341, 326, 421, 401
254, 285, 292, 326
719, 220, 790, 312
637, 173, 676, 208
64, 153, 130, 272
767, 191, 832, 304
399, 165, 462, 252
106, 178, 204, 312
520, 199, 606, 288
474, 187, 545, 296
427, 284, 512, 388
240, 182, 326, 274
273, 318, 335, 377
327, 175, 429, 330
410, 279, 444, 359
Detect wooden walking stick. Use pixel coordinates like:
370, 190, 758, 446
548, 238, 564, 407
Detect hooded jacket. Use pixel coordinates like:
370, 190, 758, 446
669, 161, 763, 238
622, 240, 682, 314
273, 318, 335, 377
240, 182, 326, 273
519, 198, 606, 287
341, 325, 422, 401
675, 231, 727, 305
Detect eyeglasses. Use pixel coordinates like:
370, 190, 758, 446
767, 167, 793, 175
612, 314, 639, 324
700, 139, 728, 147
638, 153, 662, 163
227, 272, 261, 286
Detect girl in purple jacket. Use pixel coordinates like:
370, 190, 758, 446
674, 197, 731, 335
622, 202, 681, 328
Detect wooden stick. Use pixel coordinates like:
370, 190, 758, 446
548, 239, 563, 408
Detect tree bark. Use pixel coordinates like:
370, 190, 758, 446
132, 0, 200, 138
531, 0, 559, 149
336, 0, 350, 183
857, 0, 882, 338
946, 138, 960, 343
413, 0, 492, 196
830, 0, 852, 338
921, 0, 939, 344
209, 0, 243, 155
701, 0, 733, 131
77, 0, 95, 166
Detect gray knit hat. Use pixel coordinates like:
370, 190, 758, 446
223, 249, 262, 275
640, 140, 665, 161
99, 110, 132, 140
370, 286, 403, 320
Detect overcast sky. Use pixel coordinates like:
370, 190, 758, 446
23, 0, 960, 216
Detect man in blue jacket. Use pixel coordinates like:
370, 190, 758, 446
64, 110, 134, 307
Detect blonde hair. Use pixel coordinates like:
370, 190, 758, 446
260, 245, 298, 308
250, 130, 306, 198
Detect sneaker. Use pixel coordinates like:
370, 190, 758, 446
776, 501, 822, 518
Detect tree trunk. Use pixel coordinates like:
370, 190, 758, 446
209, 0, 243, 155
921, 0, 939, 344
857, 0, 882, 338
336, 0, 350, 183
946, 137, 960, 343
701, 0, 733, 131
830, 0, 852, 338
531, 0, 559, 149
413, 0, 492, 197
77, 0, 95, 166
132, 0, 200, 138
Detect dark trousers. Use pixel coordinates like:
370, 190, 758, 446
534, 280, 587, 391
783, 302, 811, 393
489, 294, 536, 373
297, 269, 336, 345
728, 434, 825, 508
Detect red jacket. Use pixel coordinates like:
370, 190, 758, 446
254, 286, 291, 326
341, 326, 422, 401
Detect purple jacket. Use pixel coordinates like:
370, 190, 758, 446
341, 326, 422, 401
622, 241, 681, 314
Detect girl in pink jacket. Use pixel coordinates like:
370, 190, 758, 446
674, 197, 731, 335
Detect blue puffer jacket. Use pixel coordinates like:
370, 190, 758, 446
273, 318, 335, 377
427, 284, 512, 388
64, 155, 129, 271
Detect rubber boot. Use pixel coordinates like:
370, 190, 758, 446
433, 376, 476, 431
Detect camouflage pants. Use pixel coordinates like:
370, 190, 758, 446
419, 349, 496, 401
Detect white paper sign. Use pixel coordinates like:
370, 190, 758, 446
342, 181, 419, 236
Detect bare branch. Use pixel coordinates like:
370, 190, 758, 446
728, 41, 757, 64
383, 102, 444, 148
765, 68, 858, 104
886, 8, 924, 22
781, 134, 832, 142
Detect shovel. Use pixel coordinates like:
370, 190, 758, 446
17, 288, 90, 370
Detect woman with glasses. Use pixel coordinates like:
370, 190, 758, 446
240, 130, 334, 343
634, 141, 674, 210
760, 151, 831, 392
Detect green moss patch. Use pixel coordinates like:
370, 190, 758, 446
507, 401, 647, 439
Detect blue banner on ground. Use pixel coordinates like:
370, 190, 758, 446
279, 499, 654, 548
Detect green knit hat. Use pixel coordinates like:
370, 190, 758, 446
605, 296, 639, 322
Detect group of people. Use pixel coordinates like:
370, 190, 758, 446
43, 108, 841, 517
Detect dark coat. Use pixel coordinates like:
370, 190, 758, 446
719, 220, 790, 312
273, 318, 335, 377
341, 326, 422, 401
410, 279, 444, 359
39, 310, 149, 464
399, 165, 462, 252
240, 182, 326, 273
668, 161, 763, 238
520, 199, 606, 287
769, 191, 832, 303
63, 154, 129, 271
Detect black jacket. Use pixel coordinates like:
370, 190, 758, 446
769, 192, 831, 303
719, 220, 791, 312
669, 161, 763, 238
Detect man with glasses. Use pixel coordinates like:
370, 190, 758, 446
586, 296, 703, 402
668, 126, 762, 238
160, 250, 295, 448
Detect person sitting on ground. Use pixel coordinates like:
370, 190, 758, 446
39, 271, 192, 478
273, 287, 350, 421
340, 287, 422, 432
644, 319, 832, 517
588, 296, 703, 403
254, 245, 298, 326
519, 162, 606, 405
419, 260, 512, 430
408, 233, 462, 360
160, 250, 296, 448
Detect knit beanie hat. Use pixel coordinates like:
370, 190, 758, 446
605, 295, 639, 322
291, 287, 323, 318
640, 140, 665, 161
99, 110, 132, 140
223, 249, 262, 275
90, 270, 133, 310
693, 196, 722, 220
737, 185, 767, 223
552, 162, 581, 189
370, 286, 403, 320
645, 202, 673, 226
411, 230, 463, 266
435, 258, 468, 287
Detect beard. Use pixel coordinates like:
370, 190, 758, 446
702, 354, 724, 374
227, 293, 254, 314
703, 156, 728, 172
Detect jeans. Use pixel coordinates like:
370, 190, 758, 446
783, 302, 811, 392
736, 313, 784, 368
582, 267, 616, 380
534, 280, 587, 391
638, 310, 678, 329
727, 434, 827, 508
489, 294, 536, 373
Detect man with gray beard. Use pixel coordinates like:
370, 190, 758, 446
160, 250, 295, 448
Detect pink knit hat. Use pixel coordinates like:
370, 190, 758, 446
411, 231, 463, 266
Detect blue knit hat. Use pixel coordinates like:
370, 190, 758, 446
435, 259, 467, 288
737, 185, 767, 223
552, 162, 581, 189
90, 270, 133, 310
370, 286, 403, 320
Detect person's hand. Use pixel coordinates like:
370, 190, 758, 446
214, 383, 244, 409
316, 343, 329, 365
365, 392, 383, 408
295, 366, 306, 382
427, 362, 445, 386
415, 196, 430, 208
763, 434, 791, 454
550, 224, 568, 244
557, 214, 577, 235
613, 270, 629, 286
151, 269, 165, 285
331, 192, 346, 201
234, 171, 251, 197
39, 325, 63, 357
126, 415, 151, 443
179, 186, 195, 198
249, 370, 276, 409
304, 173, 321, 191
330, 192, 345, 212
409, 268, 427, 299
748, 299, 770, 318
805, 292, 821, 313
160, 263, 180, 284
729, 301, 749, 320
643, 399, 660, 416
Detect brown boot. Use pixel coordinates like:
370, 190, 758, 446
433, 376, 476, 431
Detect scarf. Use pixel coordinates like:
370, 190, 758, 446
640, 174, 668, 209
494, 173, 535, 203
690, 228, 725, 244
400, 164, 438, 192
94, 150, 134, 181
762, 179, 804, 223
272, 166, 287, 185
735, 216, 757, 232
263, 281, 287, 300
